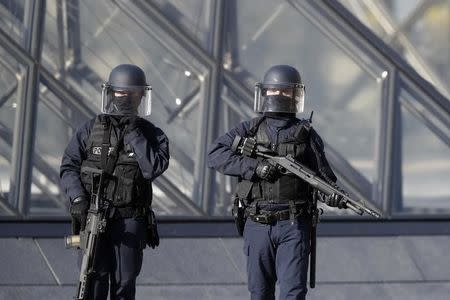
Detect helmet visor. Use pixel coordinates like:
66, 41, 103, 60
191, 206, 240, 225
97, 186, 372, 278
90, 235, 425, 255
254, 83, 305, 113
101, 84, 152, 116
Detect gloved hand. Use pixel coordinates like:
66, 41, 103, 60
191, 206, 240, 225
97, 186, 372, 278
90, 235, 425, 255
146, 210, 160, 249
123, 116, 144, 131
69, 196, 89, 233
324, 193, 346, 209
255, 160, 279, 182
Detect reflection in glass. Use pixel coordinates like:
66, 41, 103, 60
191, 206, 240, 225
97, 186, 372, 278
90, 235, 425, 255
0, 139, 13, 216
0, 46, 21, 216
29, 84, 71, 216
401, 101, 450, 212
340, 0, 450, 99
30, 170, 66, 216
152, 0, 214, 52
406, 1, 450, 97
0, 0, 27, 46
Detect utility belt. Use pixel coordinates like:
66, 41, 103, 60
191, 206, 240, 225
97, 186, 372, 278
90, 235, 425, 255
109, 205, 149, 219
245, 201, 309, 225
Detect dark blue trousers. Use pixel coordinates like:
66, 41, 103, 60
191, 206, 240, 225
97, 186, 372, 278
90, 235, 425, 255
243, 218, 311, 300
81, 217, 147, 300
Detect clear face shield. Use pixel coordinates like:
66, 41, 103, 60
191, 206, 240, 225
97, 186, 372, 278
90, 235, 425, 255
254, 83, 305, 114
101, 84, 152, 116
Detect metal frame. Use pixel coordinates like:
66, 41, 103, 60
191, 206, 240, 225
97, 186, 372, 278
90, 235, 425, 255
66, 0, 81, 66
1, 1, 46, 217
197, 0, 226, 215
0, 0, 449, 230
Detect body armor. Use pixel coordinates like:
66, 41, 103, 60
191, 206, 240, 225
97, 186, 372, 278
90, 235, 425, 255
80, 115, 151, 208
239, 117, 313, 206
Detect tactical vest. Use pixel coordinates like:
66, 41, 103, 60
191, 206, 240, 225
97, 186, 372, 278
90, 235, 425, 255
80, 115, 151, 208
240, 117, 312, 206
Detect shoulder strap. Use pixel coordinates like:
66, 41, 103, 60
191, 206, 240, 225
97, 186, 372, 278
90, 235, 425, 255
104, 130, 126, 175
292, 119, 311, 142
100, 116, 111, 170
256, 120, 271, 147
247, 116, 266, 137
96, 115, 127, 175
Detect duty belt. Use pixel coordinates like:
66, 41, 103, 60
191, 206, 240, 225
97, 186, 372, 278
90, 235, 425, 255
246, 207, 307, 224
112, 206, 148, 219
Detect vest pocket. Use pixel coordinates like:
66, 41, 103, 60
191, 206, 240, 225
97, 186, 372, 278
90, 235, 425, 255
109, 176, 134, 207
107, 163, 139, 207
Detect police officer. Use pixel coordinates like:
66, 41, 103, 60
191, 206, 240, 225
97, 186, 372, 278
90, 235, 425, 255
60, 64, 170, 299
208, 65, 344, 300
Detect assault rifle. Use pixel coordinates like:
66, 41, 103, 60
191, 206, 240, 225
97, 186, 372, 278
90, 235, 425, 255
231, 135, 382, 288
231, 136, 381, 218
65, 167, 112, 300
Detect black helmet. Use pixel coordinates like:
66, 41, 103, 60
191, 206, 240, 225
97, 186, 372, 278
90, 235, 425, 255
108, 64, 148, 88
254, 65, 305, 114
101, 64, 152, 116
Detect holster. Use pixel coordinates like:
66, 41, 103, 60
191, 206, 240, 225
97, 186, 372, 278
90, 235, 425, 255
232, 195, 246, 236
232, 180, 253, 236
146, 209, 160, 248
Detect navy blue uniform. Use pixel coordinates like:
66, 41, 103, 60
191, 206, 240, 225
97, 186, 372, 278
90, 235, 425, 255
208, 116, 334, 300
60, 117, 169, 299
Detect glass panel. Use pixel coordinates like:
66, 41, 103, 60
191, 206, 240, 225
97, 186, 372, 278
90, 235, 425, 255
340, 0, 422, 26
0, 45, 22, 217
152, 185, 192, 216
41, 0, 64, 74
386, 0, 423, 23
400, 94, 450, 213
404, 1, 450, 97
29, 83, 72, 216
233, 0, 383, 184
152, 0, 214, 52
0, 0, 27, 46
338, 0, 388, 36
29, 171, 66, 216
0, 139, 13, 216
339, 0, 450, 99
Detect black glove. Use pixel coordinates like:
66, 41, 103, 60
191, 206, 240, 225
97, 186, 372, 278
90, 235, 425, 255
146, 210, 160, 249
324, 193, 346, 209
255, 160, 279, 182
123, 116, 145, 133
69, 196, 89, 233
